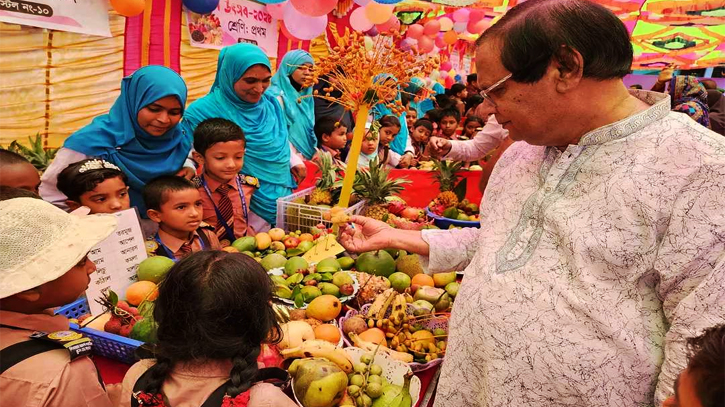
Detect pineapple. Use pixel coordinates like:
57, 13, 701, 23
308, 150, 337, 205
353, 157, 409, 221
2, 134, 58, 172
432, 159, 463, 208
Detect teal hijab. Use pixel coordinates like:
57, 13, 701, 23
63, 65, 189, 215
371, 74, 409, 155
268, 50, 316, 160
405, 77, 427, 118
181, 43, 295, 225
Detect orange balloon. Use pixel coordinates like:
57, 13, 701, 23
443, 30, 458, 45
110, 0, 146, 17
365, 2, 394, 25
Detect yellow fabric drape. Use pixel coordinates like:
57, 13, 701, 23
0, 13, 125, 148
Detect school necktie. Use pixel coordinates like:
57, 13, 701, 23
215, 183, 235, 238
179, 241, 193, 257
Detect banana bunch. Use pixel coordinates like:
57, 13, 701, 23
366, 288, 396, 325
389, 294, 407, 326
348, 333, 414, 363
281, 339, 354, 373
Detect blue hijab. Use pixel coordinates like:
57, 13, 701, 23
267, 50, 316, 160
371, 74, 409, 155
405, 77, 427, 118
63, 65, 190, 215
181, 43, 294, 226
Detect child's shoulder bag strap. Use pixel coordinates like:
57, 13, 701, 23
131, 366, 289, 407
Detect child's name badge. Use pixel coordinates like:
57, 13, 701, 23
29, 330, 93, 361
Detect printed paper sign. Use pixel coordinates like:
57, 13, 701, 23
85, 208, 147, 316
0, 0, 111, 37
186, 0, 279, 57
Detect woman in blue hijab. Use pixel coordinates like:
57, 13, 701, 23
371, 74, 413, 163
181, 43, 300, 228
40, 65, 191, 215
405, 77, 427, 118
267, 50, 317, 160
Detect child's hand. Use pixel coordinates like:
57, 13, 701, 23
176, 167, 196, 180
291, 164, 307, 184
398, 153, 414, 169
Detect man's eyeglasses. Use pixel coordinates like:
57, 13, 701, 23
479, 73, 512, 107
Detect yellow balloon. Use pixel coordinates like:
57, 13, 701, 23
365, 2, 394, 25
439, 17, 454, 32
111, 0, 146, 17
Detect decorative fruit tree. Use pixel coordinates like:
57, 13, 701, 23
301, 30, 439, 209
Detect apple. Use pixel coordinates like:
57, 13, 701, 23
299, 233, 314, 242
284, 236, 300, 249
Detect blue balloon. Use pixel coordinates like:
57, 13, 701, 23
455, 75, 462, 82
183, 0, 219, 14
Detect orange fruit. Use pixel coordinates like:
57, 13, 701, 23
221, 246, 239, 253
126, 281, 158, 306
358, 328, 387, 347
411, 274, 435, 287
299, 233, 314, 242
314, 324, 342, 344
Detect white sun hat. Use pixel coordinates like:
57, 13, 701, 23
0, 198, 118, 299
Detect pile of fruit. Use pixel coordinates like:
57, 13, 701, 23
76, 256, 174, 343
427, 160, 480, 222
342, 351, 414, 407
226, 227, 326, 260
385, 200, 436, 230
413, 160, 482, 171
268, 256, 359, 308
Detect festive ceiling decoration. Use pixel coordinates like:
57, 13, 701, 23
390, 0, 725, 68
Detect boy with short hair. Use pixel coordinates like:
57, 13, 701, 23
410, 119, 434, 164
143, 175, 221, 260
0, 197, 117, 407
191, 118, 258, 245
439, 108, 462, 140
0, 149, 40, 194
314, 116, 348, 165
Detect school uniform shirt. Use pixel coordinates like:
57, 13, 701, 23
0, 310, 112, 407
319, 145, 345, 167
155, 226, 221, 260
198, 175, 257, 241
118, 359, 297, 407
426, 90, 725, 407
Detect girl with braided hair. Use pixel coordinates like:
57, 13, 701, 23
118, 251, 295, 407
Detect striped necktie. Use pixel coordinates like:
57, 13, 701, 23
215, 183, 235, 238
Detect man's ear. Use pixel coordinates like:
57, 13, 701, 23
12, 288, 42, 303
192, 151, 205, 167
551, 45, 584, 93
65, 200, 81, 211
147, 209, 162, 223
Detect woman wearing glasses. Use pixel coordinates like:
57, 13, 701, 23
181, 43, 304, 230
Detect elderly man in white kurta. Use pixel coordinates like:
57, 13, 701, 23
338, 0, 725, 406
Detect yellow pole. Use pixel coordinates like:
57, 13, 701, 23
337, 104, 370, 208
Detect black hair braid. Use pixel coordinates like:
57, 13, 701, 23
226, 346, 261, 397
142, 355, 174, 395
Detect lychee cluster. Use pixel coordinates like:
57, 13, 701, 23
103, 300, 144, 338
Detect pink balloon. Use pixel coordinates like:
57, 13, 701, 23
439, 17, 453, 32
434, 34, 447, 49
365, 26, 379, 37
283, 5, 327, 40
467, 19, 488, 34
469, 10, 485, 23
280, 22, 301, 41
376, 14, 400, 33
440, 61, 452, 71
407, 23, 424, 39
417, 36, 434, 53
423, 20, 441, 37
440, 70, 449, 79
452, 8, 470, 23
350, 6, 374, 32
290, 0, 336, 17
266, 2, 287, 20
353, 0, 371, 5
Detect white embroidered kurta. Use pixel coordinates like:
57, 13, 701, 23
424, 91, 725, 407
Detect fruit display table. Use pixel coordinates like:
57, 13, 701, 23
296, 161, 483, 208
94, 355, 439, 406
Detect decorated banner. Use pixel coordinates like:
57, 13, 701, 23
0, 0, 110, 37
85, 208, 147, 316
186, 0, 278, 57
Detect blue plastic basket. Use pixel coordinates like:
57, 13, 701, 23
55, 298, 143, 365
425, 207, 481, 229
